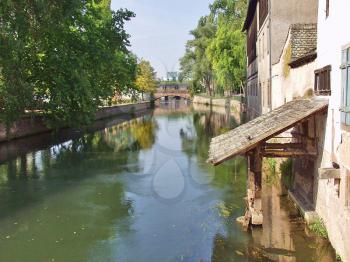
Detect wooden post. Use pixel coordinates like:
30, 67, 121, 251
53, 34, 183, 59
247, 146, 263, 226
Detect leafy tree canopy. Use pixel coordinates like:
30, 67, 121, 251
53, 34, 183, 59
135, 59, 158, 94
179, 0, 247, 95
0, 0, 136, 130
179, 16, 216, 96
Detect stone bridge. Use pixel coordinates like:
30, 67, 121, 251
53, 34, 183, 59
153, 89, 191, 101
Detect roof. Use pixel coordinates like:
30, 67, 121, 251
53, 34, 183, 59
242, 0, 258, 32
290, 24, 317, 65
289, 50, 317, 68
208, 99, 328, 165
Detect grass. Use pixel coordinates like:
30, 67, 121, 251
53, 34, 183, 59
267, 158, 277, 175
265, 158, 278, 187
309, 218, 328, 239
280, 158, 293, 189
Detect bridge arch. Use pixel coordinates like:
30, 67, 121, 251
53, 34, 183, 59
153, 88, 192, 101
153, 93, 192, 101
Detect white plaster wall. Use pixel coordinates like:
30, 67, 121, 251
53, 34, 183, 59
315, 1, 350, 261
272, 32, 316, 110
317, 0, 350, 162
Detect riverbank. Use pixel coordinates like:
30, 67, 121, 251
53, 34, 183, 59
192, 95, 245, 124
193, 95, 244, 110
0, 102, 151, 143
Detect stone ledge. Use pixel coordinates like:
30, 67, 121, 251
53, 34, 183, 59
288, 190, 319, 224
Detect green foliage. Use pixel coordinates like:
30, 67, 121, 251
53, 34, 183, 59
280, 158, 293, 188
135, 59, 157, 95
207, 0, 247, 92
309, 219, 328, 239
265, 158, 279, 187
179, 0, 247, 96
0, 1, 136, 130
267, 158, 277, 175
180, 16, 216, 96
207, 25, 246, 92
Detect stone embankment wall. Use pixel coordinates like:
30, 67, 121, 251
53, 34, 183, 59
193, 95, 244, 111
193, 95, 244, 124
0, 102, 150, 142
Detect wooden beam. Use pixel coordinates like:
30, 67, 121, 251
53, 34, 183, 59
262, 150, 317, 158
263, 143, 303, 149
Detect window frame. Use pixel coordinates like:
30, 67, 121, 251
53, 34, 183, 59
314, 65, 332, 96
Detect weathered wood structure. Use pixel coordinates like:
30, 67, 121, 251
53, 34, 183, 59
208, 99, 328, 226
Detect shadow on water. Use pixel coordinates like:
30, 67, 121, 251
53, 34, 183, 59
0, 100, 336, 261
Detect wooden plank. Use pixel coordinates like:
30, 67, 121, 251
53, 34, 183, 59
263, 143, 303, 149
262, 150, 317, 158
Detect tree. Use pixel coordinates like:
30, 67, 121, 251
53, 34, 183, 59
179, 0, 247, 96
207, 0, 247, 93
207, 23, 246, 92
179, 16, 216, 96
0, 1, 136, 130
135, 59, 157, 100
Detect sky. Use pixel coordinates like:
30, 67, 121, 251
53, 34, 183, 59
111, 0, 212, 79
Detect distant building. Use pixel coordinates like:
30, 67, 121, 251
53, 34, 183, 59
166, 72, 179, 82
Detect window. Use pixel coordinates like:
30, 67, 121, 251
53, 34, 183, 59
341, 47, 350, 126
314, 65, 332, 96
326, 0, 330, 18
247, 13, 257, 64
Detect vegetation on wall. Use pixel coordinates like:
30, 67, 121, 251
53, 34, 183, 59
280, 158, 293, 189
283, 44, 292, 78
179, 0, 247, 96
308, 218, 328, 239
0, 0, 137, 130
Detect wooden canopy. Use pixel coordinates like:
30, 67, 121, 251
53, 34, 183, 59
208, 99, 328, 166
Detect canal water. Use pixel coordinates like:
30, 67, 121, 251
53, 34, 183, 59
0, 101, 335, 261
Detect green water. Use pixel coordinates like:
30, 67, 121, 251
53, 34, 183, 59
0, 101, 335, 261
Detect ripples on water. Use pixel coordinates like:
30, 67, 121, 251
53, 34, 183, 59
0, 100, 335, 261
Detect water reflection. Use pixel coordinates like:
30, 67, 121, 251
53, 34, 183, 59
0, 101, 335, 261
